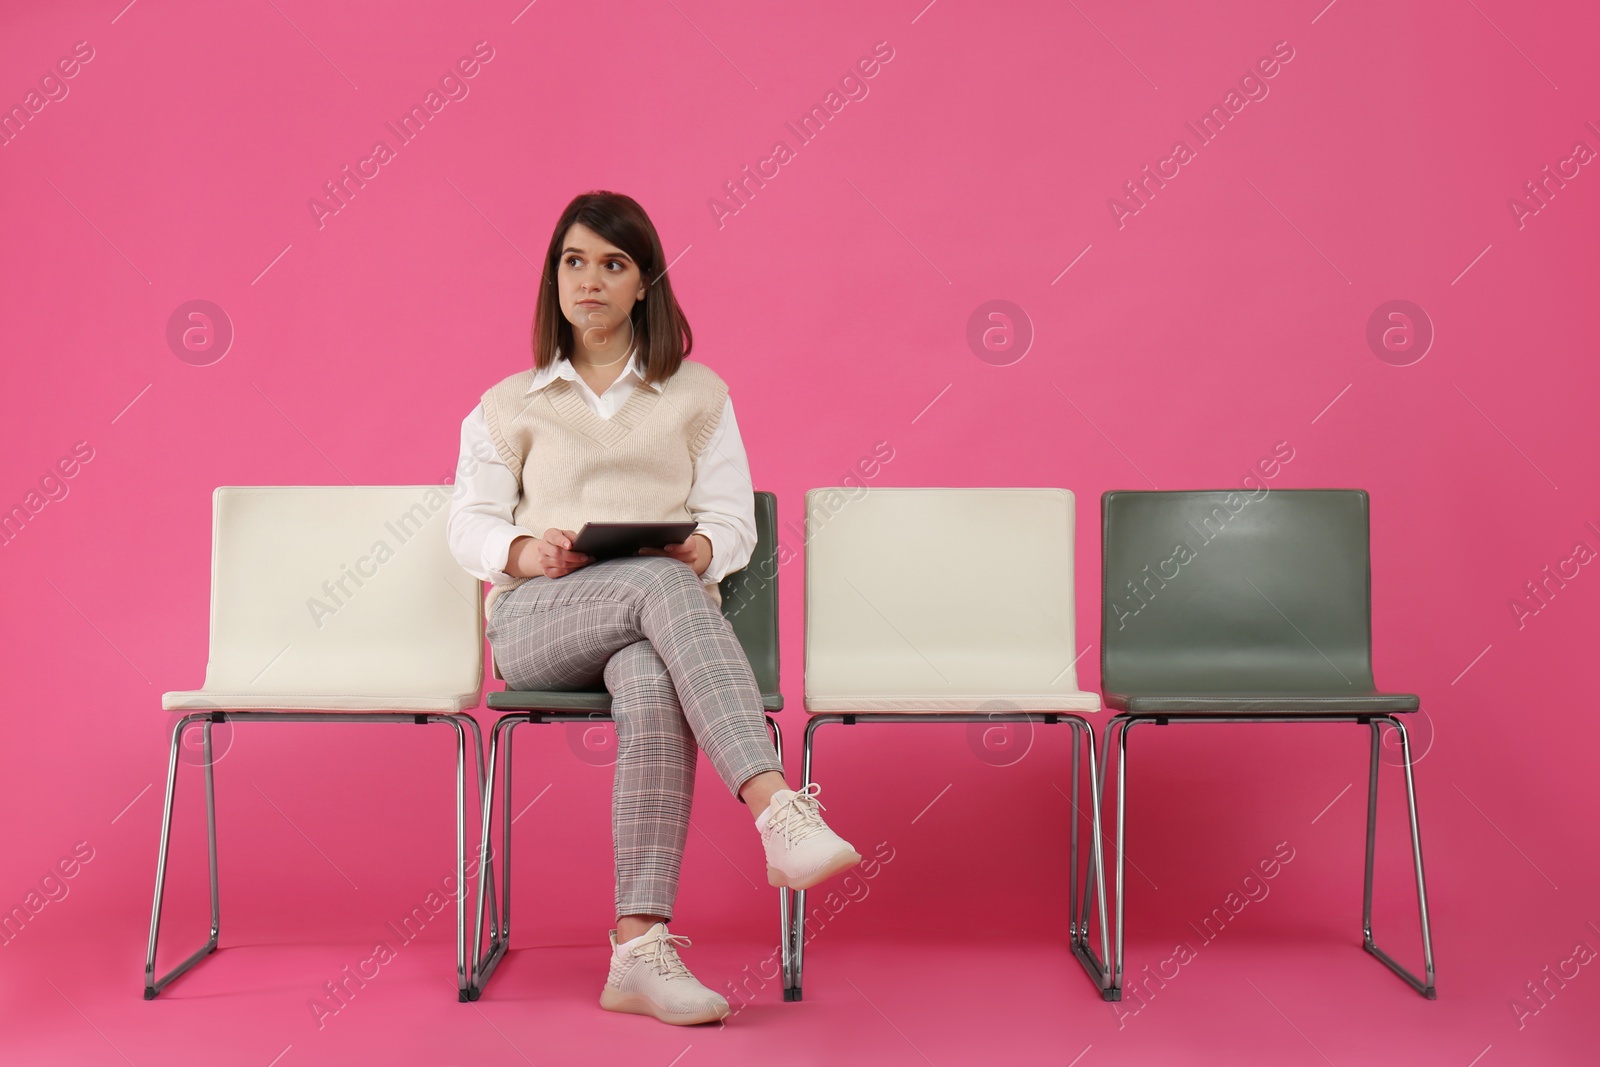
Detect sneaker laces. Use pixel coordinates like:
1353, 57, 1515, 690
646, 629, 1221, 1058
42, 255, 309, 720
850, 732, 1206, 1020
768, 783, 829, 846
633, 928, 697, 982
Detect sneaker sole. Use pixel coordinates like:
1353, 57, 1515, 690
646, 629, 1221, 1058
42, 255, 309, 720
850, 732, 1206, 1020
767, 848, 863, 891
600, 988, 729, 1026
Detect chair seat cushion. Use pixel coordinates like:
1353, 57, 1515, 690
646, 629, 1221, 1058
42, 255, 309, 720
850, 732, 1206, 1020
488, 689, 784, 713
489, 689, 613, 712
1106, 690, 1420, 715
805, 691, 1101, 714
162, 689, 479, 713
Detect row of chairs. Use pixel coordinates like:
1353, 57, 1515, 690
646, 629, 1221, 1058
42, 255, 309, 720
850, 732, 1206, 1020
145, 486, 1435, 1005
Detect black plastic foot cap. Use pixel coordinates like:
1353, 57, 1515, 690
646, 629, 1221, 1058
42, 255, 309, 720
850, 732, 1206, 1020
1103, 988, 1123, 1002
143, 988, 156, 1001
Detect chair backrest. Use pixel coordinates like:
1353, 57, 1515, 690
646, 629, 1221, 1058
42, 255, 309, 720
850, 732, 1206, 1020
202, 486, 484, 702
804, 487, 1084, 704
719, 490, 782, 701
1100, 489, 1376, 695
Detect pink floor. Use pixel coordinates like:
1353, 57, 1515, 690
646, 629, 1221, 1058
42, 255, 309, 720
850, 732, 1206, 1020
16, 934, 1575, 1067
2, 723, 1594, 1066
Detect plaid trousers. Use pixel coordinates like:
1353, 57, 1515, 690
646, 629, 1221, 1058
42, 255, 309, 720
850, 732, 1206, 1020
485, 555, 785, 919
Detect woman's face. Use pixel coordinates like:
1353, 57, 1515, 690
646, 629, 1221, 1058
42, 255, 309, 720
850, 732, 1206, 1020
557, 222, 645, 356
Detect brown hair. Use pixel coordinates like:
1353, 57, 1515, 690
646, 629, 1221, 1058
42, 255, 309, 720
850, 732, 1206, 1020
531, 191, 693, 386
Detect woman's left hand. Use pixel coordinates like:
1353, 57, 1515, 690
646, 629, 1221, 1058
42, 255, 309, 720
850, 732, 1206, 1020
637, 532, 712, 576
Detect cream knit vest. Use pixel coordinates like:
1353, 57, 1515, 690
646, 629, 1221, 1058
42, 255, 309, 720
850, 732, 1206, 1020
478, 358, 730, 625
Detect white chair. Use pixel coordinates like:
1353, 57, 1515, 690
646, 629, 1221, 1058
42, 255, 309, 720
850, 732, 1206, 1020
788, 487, 1113, 1000
146, 486, 490, 1001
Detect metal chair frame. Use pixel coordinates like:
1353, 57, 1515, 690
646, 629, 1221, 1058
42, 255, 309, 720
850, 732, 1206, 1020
1097, 711, 1436, 1000
144, 709, 492, 1002
468, 710, 782, 1000
469, 489, 787, 1000
788, 712, 1114, 1001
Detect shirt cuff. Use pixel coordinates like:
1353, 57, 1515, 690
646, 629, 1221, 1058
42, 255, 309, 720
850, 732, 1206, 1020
694, 524, 727, 584
484, 524, 539, 584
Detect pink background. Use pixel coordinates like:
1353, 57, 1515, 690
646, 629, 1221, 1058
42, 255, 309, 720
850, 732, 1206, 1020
2, 0, 1597, 1064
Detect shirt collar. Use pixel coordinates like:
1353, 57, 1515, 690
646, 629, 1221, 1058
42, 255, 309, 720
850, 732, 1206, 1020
525, 342, 655, 395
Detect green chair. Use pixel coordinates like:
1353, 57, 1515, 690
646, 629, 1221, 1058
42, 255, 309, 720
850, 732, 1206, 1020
468, 490, 786, 999
1097, 488, 1435, 999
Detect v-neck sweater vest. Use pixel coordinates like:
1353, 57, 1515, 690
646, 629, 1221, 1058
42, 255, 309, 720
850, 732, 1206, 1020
478, 358, 731, 622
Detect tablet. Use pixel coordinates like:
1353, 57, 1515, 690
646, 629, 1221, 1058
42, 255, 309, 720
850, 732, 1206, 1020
570, 521, 700, 560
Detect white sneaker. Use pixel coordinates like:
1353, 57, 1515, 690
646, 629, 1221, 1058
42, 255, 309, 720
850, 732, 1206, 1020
599, 923, 730, 1026
757, 783, 862, 890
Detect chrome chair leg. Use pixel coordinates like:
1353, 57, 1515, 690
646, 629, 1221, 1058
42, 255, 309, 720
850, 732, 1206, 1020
782, 713, 1110, 1002
1362, 717, 1382, 942
1089, 719, 1114, 995
462, 714, 497, 964
499, 718, 517, 947
764, 713, 782, 763
1363, 715, 1437, 998
1066, 718, 1114, 999
470, 710, 785, 1002
469, 713, 523, 1000
1113, 717, 1133, 998
448, 716, 472, 1001
1086, 714, 1139, 999
145, 712, 219, 999
1069, 725, 1081, 941
468, 714, 502, 991
784, 714, 831, 1001
1101, 712, 1435, 1002
764, 715, 795, 1001
145, 711, 483, 1001
202, 717, 221, 955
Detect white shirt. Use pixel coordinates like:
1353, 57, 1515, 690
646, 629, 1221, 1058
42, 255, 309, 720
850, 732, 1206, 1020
445, 346, 757, 593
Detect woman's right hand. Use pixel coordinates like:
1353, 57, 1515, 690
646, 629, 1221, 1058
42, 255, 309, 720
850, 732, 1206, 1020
508, 529, 592, 579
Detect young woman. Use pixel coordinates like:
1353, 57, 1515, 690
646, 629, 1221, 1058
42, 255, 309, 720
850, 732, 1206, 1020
446, 191, 861, 1026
